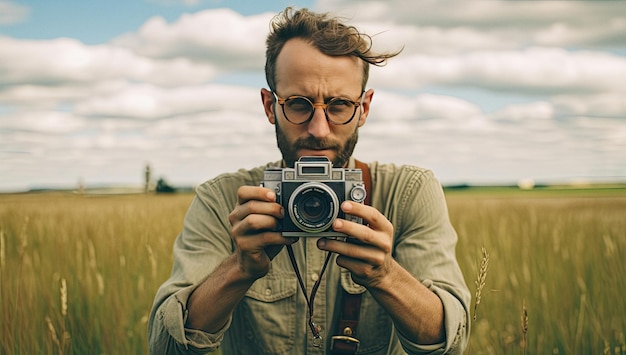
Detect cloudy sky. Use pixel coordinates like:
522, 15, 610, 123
1, 0, 625, 192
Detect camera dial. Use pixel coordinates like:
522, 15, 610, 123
349, 185, 366, 203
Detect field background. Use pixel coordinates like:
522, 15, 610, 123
1, 187, 625, 354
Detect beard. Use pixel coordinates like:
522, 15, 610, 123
275, 120, 359, 168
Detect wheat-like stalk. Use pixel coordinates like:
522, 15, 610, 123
19, 216, 29, 253
146, 244, 157, 280
96, 271, 105, 296
60, 278, 68, 318
521, 300, 529, 355
0, 228, 5, 271
59, 278, 71, 353
473, 247, 490, 321
45, 316, 60, 347
87, 239, 97, 270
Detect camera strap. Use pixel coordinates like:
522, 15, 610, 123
285, 159, 371, 351
286, 243, 331, 347
330, 159, 370, 355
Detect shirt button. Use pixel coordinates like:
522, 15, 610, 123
264, 288, 272, 296
311, 273, 319, 281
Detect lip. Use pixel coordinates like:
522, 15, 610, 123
298, 149, 333, 157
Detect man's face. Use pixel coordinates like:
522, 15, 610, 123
261, 38, 373, 168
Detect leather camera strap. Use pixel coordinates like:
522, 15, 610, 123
330, 159, 371, 354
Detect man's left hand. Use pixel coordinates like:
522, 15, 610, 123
316, 201, 395, 288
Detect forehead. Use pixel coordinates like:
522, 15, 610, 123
274, 38, 363, 95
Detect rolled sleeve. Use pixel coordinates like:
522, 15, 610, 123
393, 281, 468, 355
149, 284, 229, 354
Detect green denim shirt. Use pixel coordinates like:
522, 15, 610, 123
148, 158, 470, 354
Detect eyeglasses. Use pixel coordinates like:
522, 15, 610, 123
273, 92, 363, 125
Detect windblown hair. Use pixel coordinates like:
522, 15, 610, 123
265, 7, 402, 92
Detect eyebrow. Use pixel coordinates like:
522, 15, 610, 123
287, 94, 359, 103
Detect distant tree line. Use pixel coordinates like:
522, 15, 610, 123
145, 163, 177, 194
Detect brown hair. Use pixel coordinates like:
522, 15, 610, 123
264, 7, 401, 92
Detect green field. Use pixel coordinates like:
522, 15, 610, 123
1, 188, 625, 354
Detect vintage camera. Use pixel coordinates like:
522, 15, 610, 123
262, 156, 367, 237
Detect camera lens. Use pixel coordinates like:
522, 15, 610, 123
288, 182, 339, 233
301, 195, 326, 221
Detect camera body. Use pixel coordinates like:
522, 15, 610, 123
262, 156, 366, 237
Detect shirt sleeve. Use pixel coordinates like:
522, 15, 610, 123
378, 166, 471, 354
148, 178, 240, 354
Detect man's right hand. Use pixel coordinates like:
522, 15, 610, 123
228, 185, 293, 280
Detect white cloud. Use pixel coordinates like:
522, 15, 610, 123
74, 83, 261, 120
111, 9, 272, 70
552, 94, 626, 119
371, 47, 626, 94
490, 102, 555, 122
145, 0, 201, 6
0, 36, 218, 88
0, 0, 29, 24
0, 110, 86, 134
319, 0, 626, 48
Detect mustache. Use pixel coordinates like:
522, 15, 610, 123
295, 137, 340, 150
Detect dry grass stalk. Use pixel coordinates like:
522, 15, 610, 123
0, 228, 5, 271
146, 244, 157, 280
45, 316, 60, 347
60, 278, 68, 318
87, 240, 97, 270
473, 247, 490, 321
96, 271, 105, 296
19, 216, 29, 253
58, 278, 71, 353
521, 300, 529, 354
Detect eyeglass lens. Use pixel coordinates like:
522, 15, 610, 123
283, 97, 357, 124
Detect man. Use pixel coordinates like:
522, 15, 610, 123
149, 7, 470, 355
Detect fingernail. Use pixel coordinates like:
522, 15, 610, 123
342, 201, 352, 211
333, 219, 343, 229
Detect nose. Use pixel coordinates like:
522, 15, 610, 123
307, 106, 331, 138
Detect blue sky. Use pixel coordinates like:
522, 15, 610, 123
1, 0, 625, 192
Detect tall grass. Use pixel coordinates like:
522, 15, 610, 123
0, 193, 192, 354
448, 189, 626, 354
1, 189, 625, 354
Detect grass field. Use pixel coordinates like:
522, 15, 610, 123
1, 188, 625, 354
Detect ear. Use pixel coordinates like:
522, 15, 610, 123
357, 89, 374, 127
261, 88, 276, 124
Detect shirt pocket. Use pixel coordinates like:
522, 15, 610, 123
232, 272, 297, 355
340, 270, 393, 354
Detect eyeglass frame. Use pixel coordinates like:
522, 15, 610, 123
272, 91, 365, 125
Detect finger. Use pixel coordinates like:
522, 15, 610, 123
231, 213, 280, 237
230, 199, 284, 223
340, 201, 393, 234
331, 219, 392, 254
237, 185, 277, 205
317, 237, 386, 266
235, 230, 292, 252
